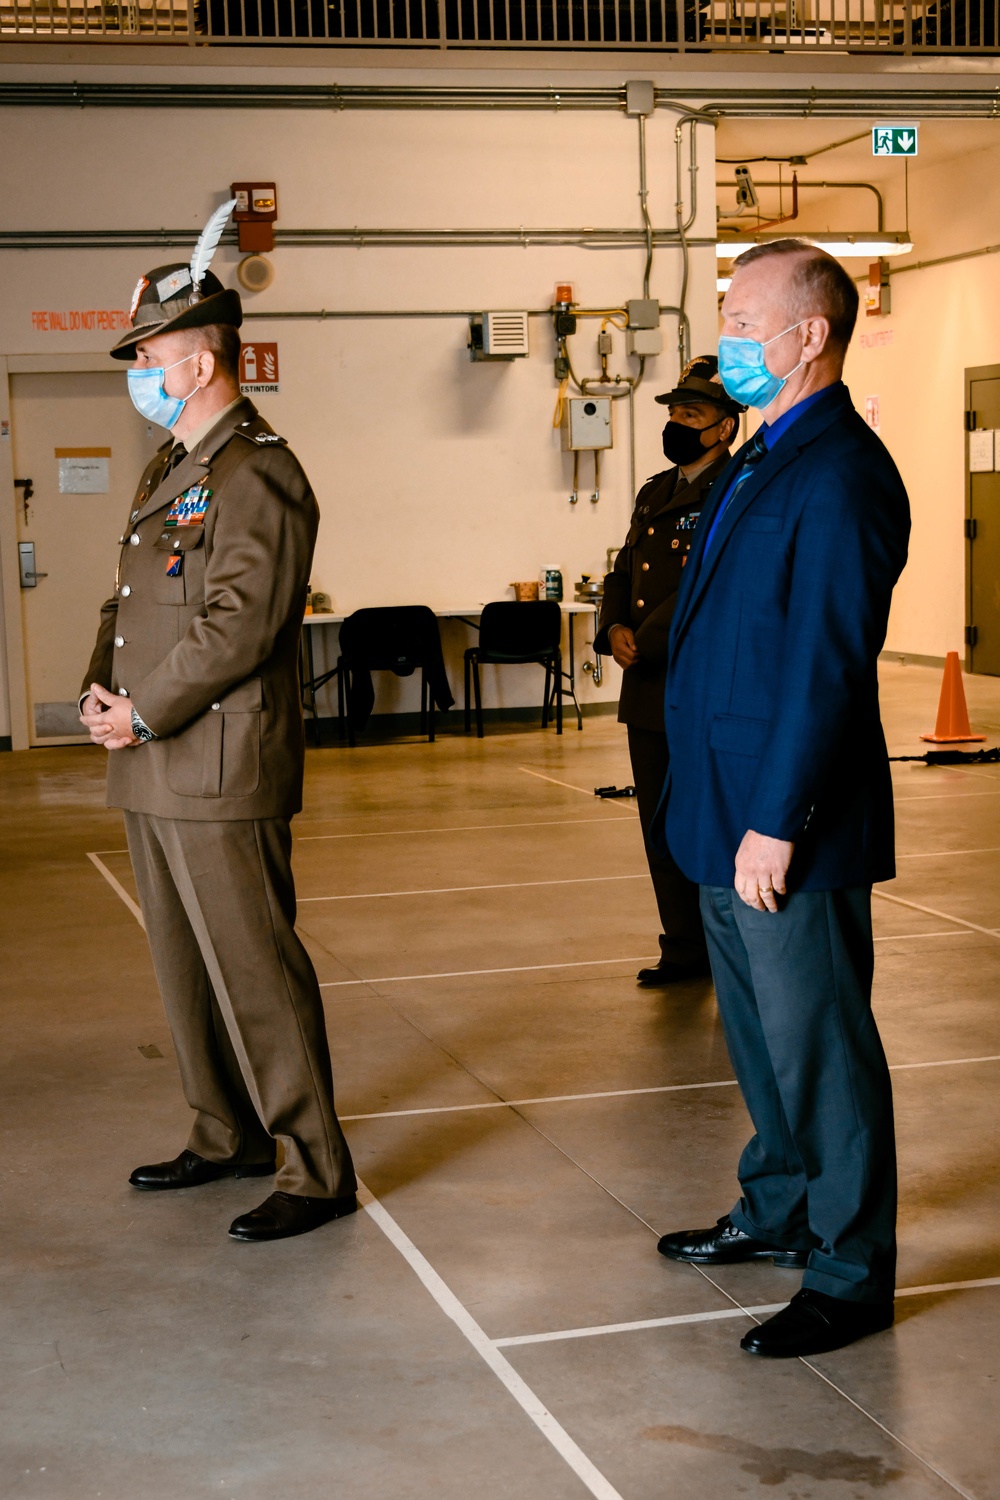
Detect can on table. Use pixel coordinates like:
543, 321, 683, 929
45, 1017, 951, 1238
540, 566, 563, 602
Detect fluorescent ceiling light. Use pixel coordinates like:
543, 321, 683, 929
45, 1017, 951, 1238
717, 232, 913, 260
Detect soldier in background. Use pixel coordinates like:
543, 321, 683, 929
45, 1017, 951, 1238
596, 357, 742, 986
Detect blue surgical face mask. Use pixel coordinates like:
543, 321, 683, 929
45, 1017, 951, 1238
717, 322, 805, 411
127, 353, 199, 430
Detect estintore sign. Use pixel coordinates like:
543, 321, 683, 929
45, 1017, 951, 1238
240, 342, 280, 395
872, 126, 918, 157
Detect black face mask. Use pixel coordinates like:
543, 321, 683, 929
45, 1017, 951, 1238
662, 418, 723, 467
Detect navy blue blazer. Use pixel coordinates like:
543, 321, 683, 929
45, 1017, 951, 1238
661, 383, 910, 891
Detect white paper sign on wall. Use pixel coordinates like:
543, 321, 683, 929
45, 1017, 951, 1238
968, 430, 995, 473
56, 447, 111, 493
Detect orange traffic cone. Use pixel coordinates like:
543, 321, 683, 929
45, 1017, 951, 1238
920, 651, 987, 743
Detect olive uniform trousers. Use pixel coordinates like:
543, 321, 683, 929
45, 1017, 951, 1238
125, 811, 356, 1201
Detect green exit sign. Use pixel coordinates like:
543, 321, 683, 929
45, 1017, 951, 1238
873, 125, 918, 157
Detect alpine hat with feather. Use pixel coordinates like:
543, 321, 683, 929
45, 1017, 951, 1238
110, 200, 242, 360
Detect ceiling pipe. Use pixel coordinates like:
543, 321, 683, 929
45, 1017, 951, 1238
1, 81, 1000, 117
717, 179, 884, 231
0, 227, 716, 252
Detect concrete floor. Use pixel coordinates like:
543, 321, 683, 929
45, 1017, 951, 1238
2, 659, 999, 1500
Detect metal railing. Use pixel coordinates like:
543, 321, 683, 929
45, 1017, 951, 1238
1, 0, 997, 50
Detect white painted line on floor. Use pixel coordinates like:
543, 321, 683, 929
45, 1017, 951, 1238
297, 816, 637, 842
873, 929, 973, 942
518, 766, 637, 811
494, 1275, 1000, 1349
495, 1303, 789, 1346
341, 1053, 1000, 1124
299, 873, 647, 903
894, 788, 1000, 802
873, 888, 1000, 940
897, 846, 1000, 860
319, 954, 661, 988
318, 931, 969, 987
341, 1079, 740, 1123
890, 1054, 1000, 1072
359, 1180, 625, 1500
86, 852, 145, 931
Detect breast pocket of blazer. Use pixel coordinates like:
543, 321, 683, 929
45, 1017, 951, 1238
153, 527, 206, 605
166, 676, 263, 800
743, 513, 783, 536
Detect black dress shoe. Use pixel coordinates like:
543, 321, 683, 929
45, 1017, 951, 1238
740, 1288, 894, 1358
228, 1190, 358, 1242
657, 1214, 809, 1268
637, 958, 712, 987
129, 1149, 276, 1191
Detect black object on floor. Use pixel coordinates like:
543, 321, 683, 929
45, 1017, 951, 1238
594, 784, 637, 798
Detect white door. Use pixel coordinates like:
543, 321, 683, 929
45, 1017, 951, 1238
10, 371, 160, 745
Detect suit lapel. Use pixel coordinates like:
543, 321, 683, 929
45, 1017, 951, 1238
672, 386, 855, 645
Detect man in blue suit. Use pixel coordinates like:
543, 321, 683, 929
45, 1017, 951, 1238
656, 239, 910, 1358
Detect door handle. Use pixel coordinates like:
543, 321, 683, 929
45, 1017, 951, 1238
18, 541, 47, 588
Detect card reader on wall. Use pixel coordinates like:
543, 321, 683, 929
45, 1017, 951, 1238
561, 398, 612, 451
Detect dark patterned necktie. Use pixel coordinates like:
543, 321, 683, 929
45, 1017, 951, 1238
700, 429, 768, 563
722, 428, 768, 513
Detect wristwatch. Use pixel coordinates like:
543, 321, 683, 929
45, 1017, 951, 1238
130, 707, 157, 743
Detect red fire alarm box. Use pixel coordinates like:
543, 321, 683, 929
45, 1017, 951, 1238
231, 182, 278, 254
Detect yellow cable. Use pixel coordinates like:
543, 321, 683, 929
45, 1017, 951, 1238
552, 376, 569, 429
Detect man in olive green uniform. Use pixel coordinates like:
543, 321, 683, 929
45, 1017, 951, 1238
80, 250, 356, 1242
596, 357, 742, 986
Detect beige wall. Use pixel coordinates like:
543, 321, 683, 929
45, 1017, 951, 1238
0, 85, 718, 735
825, 141, 1000, 663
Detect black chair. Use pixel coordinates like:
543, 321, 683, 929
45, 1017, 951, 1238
337, 606, 454, 747
464, 600, 563, 738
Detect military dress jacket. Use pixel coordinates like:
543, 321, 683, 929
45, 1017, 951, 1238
81, 398, 318, 822
595, 453, 731, 732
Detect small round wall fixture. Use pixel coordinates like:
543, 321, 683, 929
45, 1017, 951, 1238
237, 254, 274, 292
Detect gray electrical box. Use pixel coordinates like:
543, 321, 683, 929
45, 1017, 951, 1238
627, 328, 663, 357
627, 298, 660, 329
561, 398, 613, 451
625, 80, 655, 118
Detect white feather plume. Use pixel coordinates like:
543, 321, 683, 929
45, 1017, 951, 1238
189, 199, 237, 299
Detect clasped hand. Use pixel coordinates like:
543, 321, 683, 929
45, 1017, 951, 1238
734, 829, 794, 914
608, 624, 639, 670
80, 682, 138, 750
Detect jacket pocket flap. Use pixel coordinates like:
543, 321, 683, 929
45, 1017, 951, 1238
155, 528, 205, 553
215, 677, 262, 713
709, 713, 770, 757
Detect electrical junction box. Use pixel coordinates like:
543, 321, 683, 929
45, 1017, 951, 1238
626, 298, 660, 329
627, 328, 663, 357
469, 311, 530, 361
625, 80, 656, 118
561, 398, 612, 451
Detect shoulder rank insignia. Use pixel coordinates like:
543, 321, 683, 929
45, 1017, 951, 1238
254, 431, 286, 445
164, 483, 213, 528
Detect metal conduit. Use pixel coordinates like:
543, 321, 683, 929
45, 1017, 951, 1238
1, 81, 999, 117
0, 229, 716, 252
717, 180, 886, 231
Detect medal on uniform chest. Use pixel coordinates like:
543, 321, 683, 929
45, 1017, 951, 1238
164, 483, 213, 528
